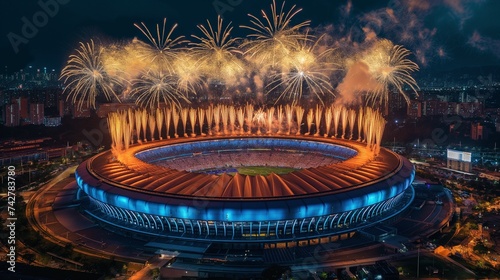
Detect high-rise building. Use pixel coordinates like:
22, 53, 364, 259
447, 149, 472, 173
44, 88, 60, 108
0, 90, 13, 106
58, 99, 67, 117
71, 102, 91, 118
44, 116, 62, 127
459, 91, 467, 103
12, 97, 29, 120
471, 123, 484, 140
30, 103, 44, 125
5, 103, 20, 127
387, 91, 407, 116
406, 100, 422, 119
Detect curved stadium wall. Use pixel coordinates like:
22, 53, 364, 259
75, 136, 415, 243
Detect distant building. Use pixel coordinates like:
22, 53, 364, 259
458, 102, 483, 118
446, 149, 472, 173
459, 91, 467, 103
71, 102, 91, 118
387, 91, 407, 115
43, 88, 62, 109
5, 103, 20, 126
420, 99, 484, 118
423, 100, 448, 116
44, 116, 62, 127
12, 97, 29, 119
447, 102, 459, 115
58, 99, 69, 117
407, 100, 422, 118
30, 103, 44, 125
471, 122, 484, 140
97, 103, 137, 118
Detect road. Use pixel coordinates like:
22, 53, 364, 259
26, 165, 78, 246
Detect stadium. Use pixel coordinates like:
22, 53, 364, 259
75, 133, 415, 249
62, 0, 419, 252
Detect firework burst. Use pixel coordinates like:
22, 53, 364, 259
241, 0, 310, 70
130, 69, 189, 109
60, 2, 420, 113
190, 16, 244, 85
60, 40, 122, 109
268, 34, 337, 105
173, 51, 205, 94
362, 39, 419, 106
134, 18, 187, 72
101, 42, 149, 98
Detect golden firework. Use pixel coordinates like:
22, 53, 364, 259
130, 69, 189, 109
362, 39, 419, 106
241, 0, 310, 70
134, 18, 187, 72
173, 51, 205, 94
190, 16, 244, 85
268, 34, 337, 105
60, 40, 122, 110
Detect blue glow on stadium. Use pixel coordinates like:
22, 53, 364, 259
76, 136, 415, 242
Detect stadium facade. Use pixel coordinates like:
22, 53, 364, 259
75, 136, 415, 247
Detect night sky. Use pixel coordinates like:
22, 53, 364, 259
1, 0, 499, 74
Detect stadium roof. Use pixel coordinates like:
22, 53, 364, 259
85, 136, 401, 200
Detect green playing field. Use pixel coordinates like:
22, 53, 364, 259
234, 166, 297, 176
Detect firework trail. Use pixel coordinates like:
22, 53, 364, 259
324, 106, 332, 137
245, 103, 254, 134
348, 109, 356, 140
197, 107, 206, 136
189, 108, 197, 137
294, 105, 305, 135
228, 105, 236, 134
156, 108, 164, 140
134, 108, 142, 142
206, 105, 214, 136
266, 107, 275, 134
340, 106, 348, 139
148, 113, 156, 141
332, 105, 341, 138
236, 107, 245, 134
314, 105, 323, 136
181, 108, 189, 137
164, 107, 172, 139
172, 106, 180, 138
285, 104, 293, 135
141, 109, 148, 142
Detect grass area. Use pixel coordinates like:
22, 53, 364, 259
234, 166, 297, 176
